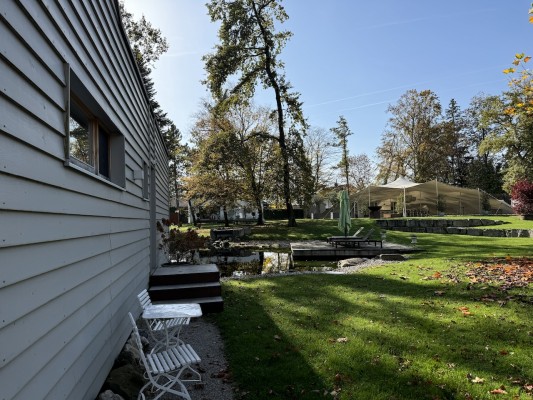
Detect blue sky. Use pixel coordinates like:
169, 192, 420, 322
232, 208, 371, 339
124, 1, 532, 161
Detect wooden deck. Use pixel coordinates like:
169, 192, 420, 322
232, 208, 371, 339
291, 240, 417, 260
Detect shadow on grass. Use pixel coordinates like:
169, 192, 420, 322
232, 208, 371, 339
215, 273, 533, 399
213, 284, 328, 399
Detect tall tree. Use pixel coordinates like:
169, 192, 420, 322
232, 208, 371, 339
187, 118, 243, 226
376, 89, 444, 182
478, 64, 533, 192
331, 116, 353, 193
303, 126, 338, 193
120, 2, 186, 212
442, 99, 468, 186
348, 154, 374, 191
224, 102, 277, 225
166, 124, 190, 220
463, 94, 504, 194
189, 99, 276, 225
119, 1, 171, 132
475, 8, 533, 193
203, 0, 306, 227
375, 129, 407, 183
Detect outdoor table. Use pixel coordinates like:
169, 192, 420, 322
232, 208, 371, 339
142, 303, 202, 350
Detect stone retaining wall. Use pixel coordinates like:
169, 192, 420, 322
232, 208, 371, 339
210, 226, 252, 240
376, 219, 533, 238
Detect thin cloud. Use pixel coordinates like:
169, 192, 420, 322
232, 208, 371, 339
357, 8, 497, 31
307, 65, 506, 109
330, 78, 506, 115
337, 99, 393, 112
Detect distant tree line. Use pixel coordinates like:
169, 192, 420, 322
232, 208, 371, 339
122, 1, 533, 224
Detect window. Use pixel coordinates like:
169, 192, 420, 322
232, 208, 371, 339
66, 68, 125, 187
69, 101, 92, 167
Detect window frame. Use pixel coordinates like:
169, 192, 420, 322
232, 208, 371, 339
65, 66, 126, 189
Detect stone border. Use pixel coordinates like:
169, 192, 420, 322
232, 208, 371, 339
376, 219, 533, 238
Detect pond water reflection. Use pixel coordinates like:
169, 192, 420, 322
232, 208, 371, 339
199, 249, 337, 277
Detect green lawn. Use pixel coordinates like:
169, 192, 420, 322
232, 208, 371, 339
210, 218, 533, 400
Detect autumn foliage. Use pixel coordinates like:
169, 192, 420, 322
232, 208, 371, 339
156, 218, 208, 263
466, 257, 533, 290
511, 180, 533, 215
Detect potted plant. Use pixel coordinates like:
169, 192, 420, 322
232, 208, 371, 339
511, 180, 533, 220
156, 218, 208, 265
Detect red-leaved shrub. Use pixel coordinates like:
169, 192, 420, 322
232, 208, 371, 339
511, 180, 533, 215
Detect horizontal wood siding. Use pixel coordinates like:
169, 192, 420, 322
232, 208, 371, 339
0, 1, 169, 399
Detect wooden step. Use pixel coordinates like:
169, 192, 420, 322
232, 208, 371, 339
149, 264, 223, 313
149, 281, 221, 301
150, 264, 220, 286
153, 296, 224, 314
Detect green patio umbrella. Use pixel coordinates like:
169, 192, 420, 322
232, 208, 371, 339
338, 190, 351, 236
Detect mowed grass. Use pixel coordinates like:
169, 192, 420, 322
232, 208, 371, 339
211, 218, 533, 400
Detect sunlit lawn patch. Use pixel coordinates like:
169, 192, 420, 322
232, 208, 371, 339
211, 220, 533, 399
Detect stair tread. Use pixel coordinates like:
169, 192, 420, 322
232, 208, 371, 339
150, 281, 221, 291
152, 264, 219, 276
154, 296, 224, 305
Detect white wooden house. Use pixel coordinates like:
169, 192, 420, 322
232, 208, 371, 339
0, 1, 169, 399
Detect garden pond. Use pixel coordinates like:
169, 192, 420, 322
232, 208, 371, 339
198, 249, 338, 277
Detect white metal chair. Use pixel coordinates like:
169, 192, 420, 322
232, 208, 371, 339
128, 312, 201, 400
137, 289, 190, 352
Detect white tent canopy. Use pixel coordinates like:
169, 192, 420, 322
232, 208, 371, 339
357, 177, 513, 216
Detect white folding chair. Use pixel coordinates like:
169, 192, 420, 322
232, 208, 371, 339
128, 313, 201, 400
137, 289, 190, 352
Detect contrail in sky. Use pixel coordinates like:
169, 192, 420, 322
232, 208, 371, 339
357, 8, 497, 31
334, 78, 507, 113
307, 66, 507, 109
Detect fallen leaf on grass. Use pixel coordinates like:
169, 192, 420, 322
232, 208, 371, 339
471, 376, 485, 384
489, 388, 507, 394
423, 271, 442, 281
465, 258, 533, 292
458, 306, 472, 316
434, 290, 446, 296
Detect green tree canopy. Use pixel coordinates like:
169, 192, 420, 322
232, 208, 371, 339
376, 89, 446, 183
478, 59, 533, 192
331, 116, 353, 192
203, 0, 306, 227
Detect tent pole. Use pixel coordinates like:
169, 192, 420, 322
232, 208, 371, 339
478, 188, 481, 214
403, 186, 407, 217
435, 179, 439, 215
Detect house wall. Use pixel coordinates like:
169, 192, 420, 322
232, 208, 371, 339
0, 1, 168, 399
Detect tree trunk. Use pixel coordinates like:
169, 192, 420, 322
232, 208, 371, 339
223, 205, 230, 227
188, 199, 196, 226
173, 164, 180, 225
253, 3, 295, 227
255, 197, 265, 225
